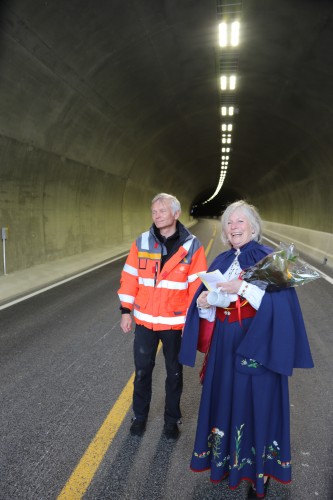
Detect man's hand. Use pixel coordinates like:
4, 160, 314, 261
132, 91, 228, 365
120, 313, 132, 333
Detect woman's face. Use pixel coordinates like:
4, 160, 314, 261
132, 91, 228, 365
226, 208, 254, 248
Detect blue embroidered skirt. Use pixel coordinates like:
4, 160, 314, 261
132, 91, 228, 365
190, 316, 292, 497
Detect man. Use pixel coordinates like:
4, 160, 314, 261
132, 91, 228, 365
118, 193, 207, 440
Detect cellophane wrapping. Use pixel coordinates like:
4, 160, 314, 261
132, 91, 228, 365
241, 242, 321, 291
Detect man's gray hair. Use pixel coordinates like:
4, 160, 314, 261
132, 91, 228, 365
221, 200, 263, 246
151, 193, 181, 215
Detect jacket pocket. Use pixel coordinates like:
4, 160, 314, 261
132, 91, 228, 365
166, 290, 187, 314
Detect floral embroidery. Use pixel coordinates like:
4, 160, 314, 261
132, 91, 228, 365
193, 426, 291, 471
194, 427, 227, 463
210, 427, 224, 461
265, 441, 291, 468
241, 358, 261, 368
193, 450, 210, 458
234, 424, 244, 467
208, 427, 230, 467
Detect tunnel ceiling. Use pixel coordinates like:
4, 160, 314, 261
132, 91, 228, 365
1, 0, 333, 219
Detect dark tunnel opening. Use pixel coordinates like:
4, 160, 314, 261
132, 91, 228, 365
191, 187, 242, 217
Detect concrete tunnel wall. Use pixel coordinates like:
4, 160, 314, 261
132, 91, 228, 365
0, 4, 198, 275
0, 1, 332, 277
0, 133, 195, 274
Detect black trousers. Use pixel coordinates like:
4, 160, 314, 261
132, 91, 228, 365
133, 324, 183, 424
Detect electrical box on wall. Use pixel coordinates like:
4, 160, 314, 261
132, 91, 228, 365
1, 227, 8, 240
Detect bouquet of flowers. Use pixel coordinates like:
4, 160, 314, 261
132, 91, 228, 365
241, 242, 321, 291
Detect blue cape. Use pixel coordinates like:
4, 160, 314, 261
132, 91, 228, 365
179, 240, 314, 375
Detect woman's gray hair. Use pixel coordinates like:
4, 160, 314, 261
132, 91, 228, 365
151, 193, 181, 215
221, 200, 262, 246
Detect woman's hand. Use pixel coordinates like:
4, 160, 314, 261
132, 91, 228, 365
197, 290, 210, 308
216, 278, 243, 295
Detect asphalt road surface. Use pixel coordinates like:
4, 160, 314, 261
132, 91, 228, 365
0, 219, 332, 499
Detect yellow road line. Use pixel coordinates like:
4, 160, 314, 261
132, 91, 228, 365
58, 343, 162, 499
57, 373, 135, 499
205, 238, 214, 257
205, 221, 217, 257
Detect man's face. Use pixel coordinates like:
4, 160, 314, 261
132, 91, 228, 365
151, 200, 179, 234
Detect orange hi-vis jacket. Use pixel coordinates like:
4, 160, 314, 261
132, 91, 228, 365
118, 223, 207, 331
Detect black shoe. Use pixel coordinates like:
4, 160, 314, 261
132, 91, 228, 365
163, 423, 180, 440
130, 418, 147, 437
247, 477, 270, 499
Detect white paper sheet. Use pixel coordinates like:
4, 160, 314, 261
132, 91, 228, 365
197, 270, 238, 301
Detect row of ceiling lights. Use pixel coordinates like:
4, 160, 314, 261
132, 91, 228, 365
202, 18, 240, 205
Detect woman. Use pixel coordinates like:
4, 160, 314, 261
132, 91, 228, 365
179, 201, 314, 498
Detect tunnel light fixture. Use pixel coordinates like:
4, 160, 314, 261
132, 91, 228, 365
220, 75, 237, 91
221, 106, 234, 116
220, 76, 227, 90
222, 133, 232, 144
222, 124, 233, 132
231, 22, 240, 46
219, 22, 228, 47
204, 180, 224, 203
218, 21, 240, 47
202, 159, 231, 203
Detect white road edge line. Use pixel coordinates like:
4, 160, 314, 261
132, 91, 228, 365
0, 252, 129, 311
